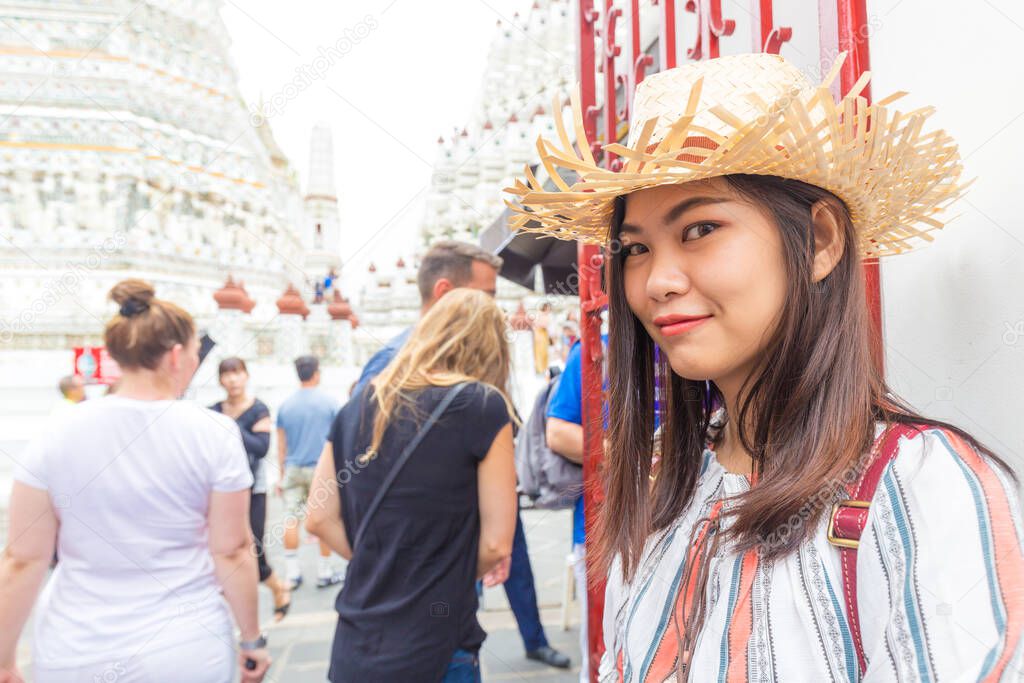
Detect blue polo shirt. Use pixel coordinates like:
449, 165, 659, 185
352, 327, 413, 395
276, 388, 339, 467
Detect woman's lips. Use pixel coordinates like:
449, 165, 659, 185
656, 315, 712, 337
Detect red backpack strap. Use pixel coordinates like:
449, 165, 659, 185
827, 422, 922, 676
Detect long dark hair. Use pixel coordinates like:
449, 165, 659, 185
597, 173, 1017, 582
218, 357, 248, 376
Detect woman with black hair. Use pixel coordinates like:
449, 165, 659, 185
508, 53, 1023, 681
211, 357, 291, 622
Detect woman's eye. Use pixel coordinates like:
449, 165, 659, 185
622, 242, 648, 257
683, 222, 719, 242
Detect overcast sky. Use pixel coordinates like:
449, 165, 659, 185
221, 0, 530, 300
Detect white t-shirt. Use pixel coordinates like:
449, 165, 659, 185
13, 395, 254, 669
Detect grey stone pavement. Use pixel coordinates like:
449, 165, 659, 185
4, 490, 584, 682
258, 500, 584, 683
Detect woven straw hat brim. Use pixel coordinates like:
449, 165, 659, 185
504, 53, 967, 258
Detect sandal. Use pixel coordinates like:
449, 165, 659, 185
272, 584, 292, 623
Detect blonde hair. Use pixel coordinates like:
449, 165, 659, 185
367, 288, 517, 457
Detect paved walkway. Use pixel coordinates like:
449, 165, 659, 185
259, 503, 584, 682
8, 500, 585, 682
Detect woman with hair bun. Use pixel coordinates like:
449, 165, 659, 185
0, 279, 271, 682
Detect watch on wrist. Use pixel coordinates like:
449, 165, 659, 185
239, 633, 267, 651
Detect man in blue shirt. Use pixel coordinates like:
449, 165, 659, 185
276, 355, 340, 589
353, 240, 571, 670
546, 335, 606, 683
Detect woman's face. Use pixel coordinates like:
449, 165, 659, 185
219, 369, 249, 398
619, 178, 788, 387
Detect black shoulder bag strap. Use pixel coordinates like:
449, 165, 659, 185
352, 382, 468, 552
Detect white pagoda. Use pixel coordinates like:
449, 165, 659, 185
0, 2, 364, 467
303, 122, 342, 277
0, 0, 319, 344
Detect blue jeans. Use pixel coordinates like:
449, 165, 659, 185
441, 648, 481, 682
502, 509, 549, 652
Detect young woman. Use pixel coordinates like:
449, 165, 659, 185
211, 357, 291, 621
0, 280, 271, 683
306, 288, 518, 683
509, 54, 1023, 681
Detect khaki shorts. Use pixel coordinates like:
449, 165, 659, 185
281, 465, 316, 519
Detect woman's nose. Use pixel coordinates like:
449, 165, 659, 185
645, 251, 691, 302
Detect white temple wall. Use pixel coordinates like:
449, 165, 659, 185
868, 0, 1024, 473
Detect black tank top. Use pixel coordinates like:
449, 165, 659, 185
326, 382, 510, 682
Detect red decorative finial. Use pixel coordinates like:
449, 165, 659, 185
368, 262, 377, 273
275, 283, 309, 319
327, 290, 353, 321
238, 279, 256, 314
213, 276, 252, 313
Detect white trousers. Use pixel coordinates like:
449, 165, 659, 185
33, 632, 236, 683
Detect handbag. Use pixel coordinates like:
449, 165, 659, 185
351, 382, 468, 552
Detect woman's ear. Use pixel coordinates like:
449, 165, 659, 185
810, 200, 846, 283
167, 343, 183, 371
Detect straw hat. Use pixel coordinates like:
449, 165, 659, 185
504, 53, 966, 258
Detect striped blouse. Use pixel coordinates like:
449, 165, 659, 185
598, 425, 1024, 682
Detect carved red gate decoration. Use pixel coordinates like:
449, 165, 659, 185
574, 1, 881, 678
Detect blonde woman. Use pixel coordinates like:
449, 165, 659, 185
306, 288, 518, 683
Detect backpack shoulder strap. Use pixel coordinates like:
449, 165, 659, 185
830, 422, 922, 676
